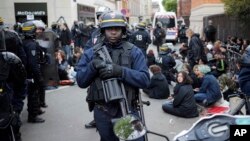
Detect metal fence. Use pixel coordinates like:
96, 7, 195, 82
203, 14, 250, 42
225, 48, 242, 75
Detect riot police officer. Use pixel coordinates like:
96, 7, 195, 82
76, 11, 150, 141
0, 27, 26, 141
1, 18, 27, 141
21, 20, 45, 123
156, 45, 176, 84
130, 22, 152, 57
84, 8, 110, 129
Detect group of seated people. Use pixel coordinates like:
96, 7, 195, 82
142, 39, 244, 118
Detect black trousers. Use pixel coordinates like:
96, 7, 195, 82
27, 81, 41, 117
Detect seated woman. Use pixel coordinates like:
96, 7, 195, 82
55, 50, 75, 85
143, 65, 170, 99
56, 50, 70, 80
194, 64, 222, 107
162, 71, 199, 118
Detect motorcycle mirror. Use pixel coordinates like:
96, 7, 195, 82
113, 114, 146, 140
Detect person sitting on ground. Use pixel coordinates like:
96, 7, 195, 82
212, 40, 226, 56
182, 63, 201, 90
56, 50, 70, 80
162, 71, 199, 118
210, 53, 227, 78
218, 73, 238, 101
146, 49, 156, 67
194, 64, 222, 107
143, 65, 170, 99
55, 50, 75, 85
172, 53, 184, 72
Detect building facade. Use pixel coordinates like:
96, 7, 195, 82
177, 0, 191, 27
189, 0, 224, 36
0, 0, 116, 28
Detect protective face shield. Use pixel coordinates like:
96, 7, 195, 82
0, 28, 6, 51
32, 20, 46, 30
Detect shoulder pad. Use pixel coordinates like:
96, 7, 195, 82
1, 51, 21, 64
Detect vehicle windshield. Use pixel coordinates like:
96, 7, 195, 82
156, 18, 175, 28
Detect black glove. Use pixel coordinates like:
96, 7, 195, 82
91, 59, 106, 70
99, 64, 123, 79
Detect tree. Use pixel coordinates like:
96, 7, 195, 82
222, 0, 250, 24
162, 0, 177, 13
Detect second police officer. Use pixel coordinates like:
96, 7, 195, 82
76, 11, 150, 141
1, 17, 27, 141
0, 27, 27, 141
130, 22, 152, 58
21, 20, 46, 123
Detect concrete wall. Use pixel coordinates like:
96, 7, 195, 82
189, 3, 224, 38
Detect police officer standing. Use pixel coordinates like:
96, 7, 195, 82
130, 22, 151, 58
156, 45, 176, 84
0, 27, 26, 141
84, 8, 110, 129
76, 12, 150, 141
1, 17, 27, 141
21, 21, 45, 123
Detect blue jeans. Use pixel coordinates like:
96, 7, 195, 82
62, 45, 72, 62
194, 93, 215, 106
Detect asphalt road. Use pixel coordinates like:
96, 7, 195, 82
20, 84, 200, 141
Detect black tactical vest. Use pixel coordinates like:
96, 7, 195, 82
87, 42, 139, 104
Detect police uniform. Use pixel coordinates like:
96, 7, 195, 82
0, 28, 26, 141
156, 46, 176, 84
130, 23, 151, 57
1, 18, 27, 141
22, 21, 45, 123
76, 12, 150, 141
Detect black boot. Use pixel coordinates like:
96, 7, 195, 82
38, 109, 45, 115
40, 103, 48, 108
28, 116, 45, 123
85, 120, 96, 129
